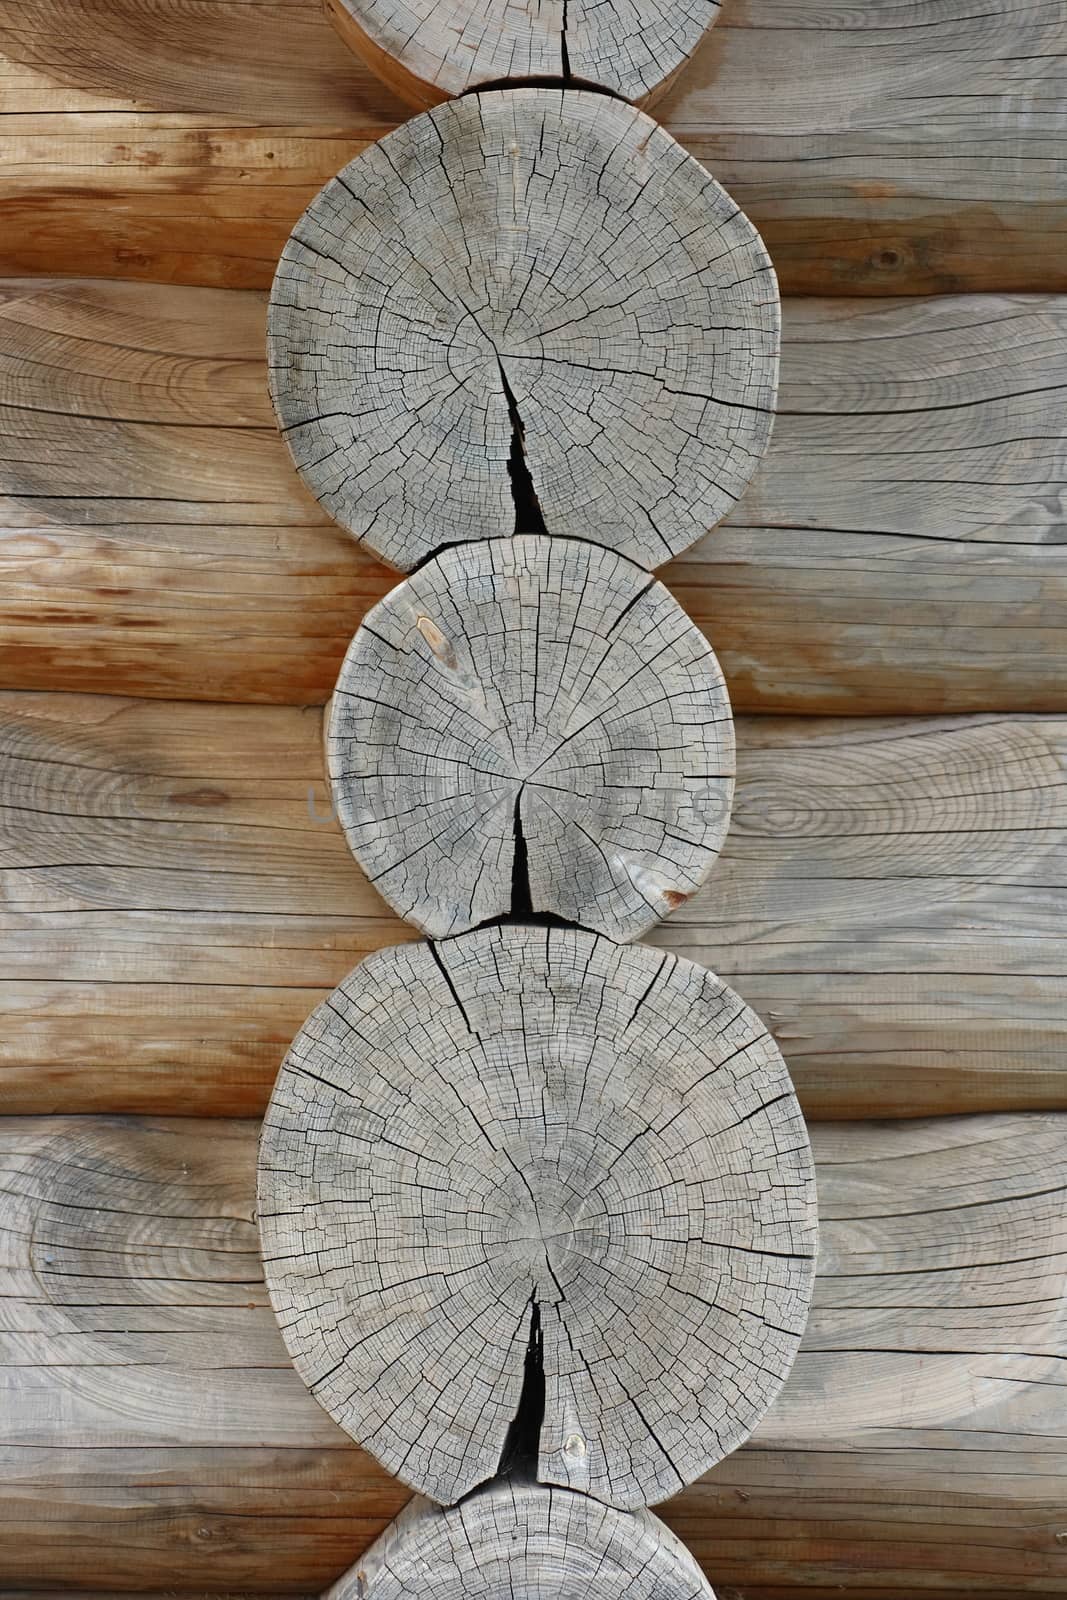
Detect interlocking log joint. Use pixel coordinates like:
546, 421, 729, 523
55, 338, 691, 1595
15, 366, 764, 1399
267, 88, 779, 573
322, 0, 722, 109
257, 925, 817, 1510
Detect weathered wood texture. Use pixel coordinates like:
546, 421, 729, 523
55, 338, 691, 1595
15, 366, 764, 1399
0, 278, 393, 706
324, 1483, 716, 1598
328, 537, 734, 939
3, 280, 1064, 714
268, 90, 778, 571
323, 0, 721, 109
1, 693, 1064, 1120
0, 0, 1063, 294
259, 928, 815, 1508
2, 1112, 1064, 1596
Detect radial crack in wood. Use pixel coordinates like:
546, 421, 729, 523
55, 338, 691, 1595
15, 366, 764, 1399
325, 1478, 716, 1598
257, 925, 817, 1510
267, 88, 779, 573
327, 535, 734, 940
2, 1111, 1066, 1591
324, 0, 721, 110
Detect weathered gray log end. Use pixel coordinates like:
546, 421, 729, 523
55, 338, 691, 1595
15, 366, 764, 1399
322, 0, 722, 110
325, 1478, 717, 1598
267, 89, 779, 573
327, 535, 734, 941
257, 925, 817, 1510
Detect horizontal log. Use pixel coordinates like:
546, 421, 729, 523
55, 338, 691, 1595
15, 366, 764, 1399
0, 0, 1063, 294
0, 1111, 1063, 1597
258, 927, 816, 1510
0, 278, 391, 706
2, 280, 1064, 714
0, 692, 1064, 1119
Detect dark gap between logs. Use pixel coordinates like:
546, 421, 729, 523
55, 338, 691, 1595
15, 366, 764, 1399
461, 74, 625, 101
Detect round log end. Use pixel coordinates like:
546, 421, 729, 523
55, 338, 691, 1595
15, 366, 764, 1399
328, 535, 734, 941
267, 89, 779, 572
322, 0, 723, 108
257, 926, 817, 1510
326, 1479, 717, 1597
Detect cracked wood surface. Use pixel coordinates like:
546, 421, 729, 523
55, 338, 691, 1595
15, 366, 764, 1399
327, 536, 734, 939
2, 1112, 1064, 1595
323, 0, 720, 108
2, 280, 1064, 713
2, 694, 1066, 1119
324, 1480, 716, 1598
258, 926, 816, 1509
0, 0, 1064, 295
267, 89, 778, 572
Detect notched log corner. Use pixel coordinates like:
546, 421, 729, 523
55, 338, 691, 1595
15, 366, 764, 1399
327, 536, 735, 941
256, 925, 817, 1511
267, 89, 777, 572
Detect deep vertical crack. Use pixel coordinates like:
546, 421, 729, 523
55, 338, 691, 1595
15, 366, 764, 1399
510, 786, 534, 917
497, 1295, 546, 1475
560, 0, 571, 78
497, 358, 548, 535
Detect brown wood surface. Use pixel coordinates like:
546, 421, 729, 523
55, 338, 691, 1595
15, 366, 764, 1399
0, 0, 1064, 294
2, 279, 1064, 714
1, 1111, 1063, 1597
1, 692, 1063, 1120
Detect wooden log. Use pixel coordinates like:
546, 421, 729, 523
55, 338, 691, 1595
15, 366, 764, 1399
323, 0, 720, 108
2, 281, 1064, 713
1, 693, 1065, 1119
1, 1111, 1064, 1594
325, 1481, 715, 1598
328, 536, 734, 939
0, 1, 1063, 296
258, 926, 816, 1509
0, 277, 394, 706
268, 89, 778, 572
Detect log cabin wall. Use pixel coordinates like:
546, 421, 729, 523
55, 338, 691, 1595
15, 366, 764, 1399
0, 2, 1065, 1597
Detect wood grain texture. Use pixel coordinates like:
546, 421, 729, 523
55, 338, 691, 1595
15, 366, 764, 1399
258, 927, 816, 1509
1, 694, 1065, 1119
3, 280, 1064, 714
328, 537, 734, 939
651, 711, 1067, 1117
0, 0, 1063, 294
324, 1482, 716, 1598
323, 0, 721, 108
0, 277, 394, 706
267, 89, 778, 571
2, 1112, 1065, 1595
671, 293, 1067, 714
